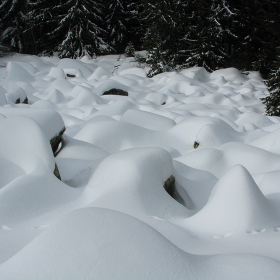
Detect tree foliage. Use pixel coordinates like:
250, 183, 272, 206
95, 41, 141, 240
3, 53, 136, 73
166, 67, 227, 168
141, 0, 187, 75
181, 0, 230, 72
0, 0, 31, 53
231, 0, 280, 78
104, 0, 128, 53
262, 47, 280, 116
50, 0, 108, 58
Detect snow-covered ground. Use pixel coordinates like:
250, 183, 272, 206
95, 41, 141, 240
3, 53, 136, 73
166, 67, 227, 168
0, 53, 280, 279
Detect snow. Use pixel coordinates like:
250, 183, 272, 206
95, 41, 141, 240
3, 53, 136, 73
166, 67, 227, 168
6, 61, 35, 83
0, 53, 280, 279
5, 87, 27, 104
0, 108, 64, 140
0, 117, 55, 174
183, 165, 279, 235
58, 58, 94, 78
121, 109, 176, 130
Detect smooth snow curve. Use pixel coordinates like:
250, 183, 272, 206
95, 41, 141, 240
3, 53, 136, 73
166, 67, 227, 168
0, 53, 280, 279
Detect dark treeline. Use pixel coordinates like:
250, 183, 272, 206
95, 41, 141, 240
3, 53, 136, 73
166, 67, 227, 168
0, 0, 124, 57
0, 0, 143, 58
0, 0, 279, 76
0, 0, 280, 114
141, 0, 280, 79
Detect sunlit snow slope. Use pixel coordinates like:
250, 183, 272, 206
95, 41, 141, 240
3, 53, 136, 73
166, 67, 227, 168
0, 53, 280, 279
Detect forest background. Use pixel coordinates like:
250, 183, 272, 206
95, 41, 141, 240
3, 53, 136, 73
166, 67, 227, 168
0, 0, 279, 114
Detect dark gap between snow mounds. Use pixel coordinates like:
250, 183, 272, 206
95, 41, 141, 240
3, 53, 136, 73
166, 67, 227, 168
15, 97, 28, 104
193, 141, 199, 149
102, 88, 128, 96
164, 175, 176, 196
51, 128, 66, 154
54, 164, 61, 180
51, 128, 65, 180
164, 176, 193, 209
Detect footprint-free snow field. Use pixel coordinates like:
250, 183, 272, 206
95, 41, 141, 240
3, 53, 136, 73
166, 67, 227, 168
0, 53, 280, 279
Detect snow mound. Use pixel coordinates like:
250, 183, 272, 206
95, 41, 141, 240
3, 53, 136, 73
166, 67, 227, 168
249, 128, 280, 155
58, 58, 93, 78
0, 117, 55, 174
74, 120, 183, 154
57, 136, 108, 160
88, 66, 112, 80
66, 88, 104, 108
119, 67, 147, 77
47, 67, 66, 79
0, 107, 64, 140
5, 87, 27, 104
0, 86, 7, 105
1, 54, 280, 278
181, 67, 209, 81
184, 165, 278, 235
91, 100, 137, 117
94, 80, 129, 96
6, 62, 34, 82
176, 142, 280, 178
1, 207, 280, 280
47, 77, 73, 92
46, 88, 66, 103
121, 109, 176, 130
86, 147, 174, 194
210, 68, 247, 83
169, 116, 239, 149
144, 92, 171, 105
0, 208, 193, 279
195, 123, 241, 148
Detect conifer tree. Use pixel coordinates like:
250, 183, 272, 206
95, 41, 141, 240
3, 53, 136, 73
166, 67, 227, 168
104, 0, 128, 53
232, 0, 280, 77
141, 0, 187, 76
125, 41, 135, 57
262, 48, 280, 116
125, 0, 143, 50
0, 0, 33, 53
49, 0, 108, 58
27, 0, 60, 55
259, 0, 280, 115
215, 0, 239, 62
181, 0, 232, 72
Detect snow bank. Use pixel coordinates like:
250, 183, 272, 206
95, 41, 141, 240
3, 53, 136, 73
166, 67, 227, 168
1, 207, 280, 280
0, 107, 64, 140
5, 87, 27, 104
0, 54, 280, 279
6, 61, 35, 82
176, 142, 280, 178
85, 147, 174, 195
183, 165, 278, 235
47, 67, 66, 79
58, 58, 93, 78
74, 120, 184, 154
88, 66, 112, 80
0, 117, 55, 174
121, 109, 176, 130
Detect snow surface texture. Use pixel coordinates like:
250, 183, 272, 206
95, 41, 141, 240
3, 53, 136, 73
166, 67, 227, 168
0, 53, 280, 279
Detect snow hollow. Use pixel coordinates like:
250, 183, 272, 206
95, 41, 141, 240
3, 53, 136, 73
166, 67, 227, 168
0, 53, 280, 279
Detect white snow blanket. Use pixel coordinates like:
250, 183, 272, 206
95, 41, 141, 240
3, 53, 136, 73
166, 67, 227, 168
0, 53, 280, 279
